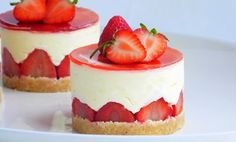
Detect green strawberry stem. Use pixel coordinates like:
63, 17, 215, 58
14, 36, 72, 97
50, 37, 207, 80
67, 0, 78, 5
10, 2, 20, 6
150, 28, 157, 36
90, 40, 114, 59
140, 23, 148, 30
10, 0, 23, 6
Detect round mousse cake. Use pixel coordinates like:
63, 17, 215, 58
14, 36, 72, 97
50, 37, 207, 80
0, 8, 100, 92
70, 44, 184, 135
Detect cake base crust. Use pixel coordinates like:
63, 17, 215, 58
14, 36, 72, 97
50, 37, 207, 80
72, 113, 184, 135
3, 75, 70, 92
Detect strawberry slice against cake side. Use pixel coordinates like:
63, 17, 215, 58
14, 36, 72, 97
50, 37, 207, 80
2, 48, 21, 77
72, 98, 95, 122
95, 102, 135, 122
172, 91, 184, 116
57, 55, 70, 78
21, 49, 57, 78
135, 98, 173, 122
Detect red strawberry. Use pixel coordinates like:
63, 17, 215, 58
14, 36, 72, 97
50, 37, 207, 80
172, 91, 184, 116
99, 16, 132, 47
57, 55, 70, 78
72, 98, 95, 121
134, 23, 168, 62
11, 0, 46, 23
91, 30, 146, 64
95, 102, 135, 122
2, 48, 20, 77
135, 98, 172, 122
21, 49, 57, 78
43, 0, 77, 24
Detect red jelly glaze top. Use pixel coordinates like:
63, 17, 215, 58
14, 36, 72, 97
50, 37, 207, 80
70, 44, 184, 71
0, 7, 99, 32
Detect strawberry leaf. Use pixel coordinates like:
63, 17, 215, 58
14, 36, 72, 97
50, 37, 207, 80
140, 23, 148, 30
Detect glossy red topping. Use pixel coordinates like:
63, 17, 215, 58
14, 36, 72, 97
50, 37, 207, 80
0, 7, 99, 32
70, 44, 183, 71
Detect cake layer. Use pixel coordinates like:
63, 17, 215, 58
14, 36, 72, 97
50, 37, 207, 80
1, 23, 100, 65
70, 45, 184, 113
0, 8, 99, 32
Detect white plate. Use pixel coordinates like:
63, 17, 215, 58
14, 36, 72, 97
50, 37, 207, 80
0, 34, 236, 142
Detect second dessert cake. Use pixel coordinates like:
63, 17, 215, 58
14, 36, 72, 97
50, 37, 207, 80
70, 16, 184, 135
0, 0, 100, 92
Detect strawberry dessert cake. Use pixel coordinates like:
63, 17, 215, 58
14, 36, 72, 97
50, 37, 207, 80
70, 16, 184, 135
0, 0, 100, 92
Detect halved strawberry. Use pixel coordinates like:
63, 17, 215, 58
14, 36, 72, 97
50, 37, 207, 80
91, 30, 146, 64
95, 102, 135, 122
43, 0, 77, 24
2, 48, 20, 77
135, 98, 172, 122
134, 23, 168, 62
11, 0, 46, 23
172, 91, 184, 116
21, 49, 57, 78
72, 98, 95, 121
57, 55, 70, 78
99, 16, 132, 47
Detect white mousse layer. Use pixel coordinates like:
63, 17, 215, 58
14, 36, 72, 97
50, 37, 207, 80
71, 59, 184, 113
1, 23, 100, 66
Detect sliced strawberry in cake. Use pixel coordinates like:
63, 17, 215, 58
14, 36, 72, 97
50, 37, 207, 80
57, 56, 70, 78
95, 102, 135, 122
21, 49, 57, 78
72, 98, 95, 122
172, 92, 184, 117
2, 48, 20, 77
135, 98, 173, 122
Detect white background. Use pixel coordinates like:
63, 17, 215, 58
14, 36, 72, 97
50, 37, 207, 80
0, 0, 236, 43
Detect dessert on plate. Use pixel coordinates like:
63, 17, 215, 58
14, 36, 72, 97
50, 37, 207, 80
70, 16, 184, 135
0, 0, 100, 92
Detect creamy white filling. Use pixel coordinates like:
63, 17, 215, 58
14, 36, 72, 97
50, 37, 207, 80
71, 59, 184, 113
1, 23, 100, 66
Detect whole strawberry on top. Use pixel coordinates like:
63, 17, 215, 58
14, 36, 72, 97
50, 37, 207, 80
43, 0, 78, 24
91, 16, 169, 65
10, 0, 78, 24
98, 16, 132, 47
10, 0, 46, 23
